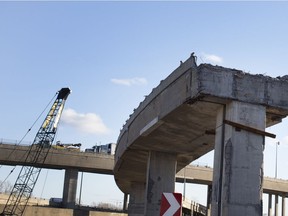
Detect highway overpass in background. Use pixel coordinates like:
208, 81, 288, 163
0, 142, 287, 197
0, 142, 114, 174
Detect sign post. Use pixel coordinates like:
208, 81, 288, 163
160, 192, 182, 216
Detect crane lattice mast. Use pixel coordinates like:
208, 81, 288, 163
1, 88, 71, 216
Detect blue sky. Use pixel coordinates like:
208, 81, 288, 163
0, 1, 288, 212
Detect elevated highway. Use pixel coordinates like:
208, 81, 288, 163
1, 143, 287, 196
114, 56, 288, 192
0, 143, 114, 174
0, 142, 114, 209
114, 54, 288, 215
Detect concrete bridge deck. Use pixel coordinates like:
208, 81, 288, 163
1, 143, 287, 196
0, 143, 114, 174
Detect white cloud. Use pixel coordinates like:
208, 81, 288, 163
202, 53, 223, 65
111, 77, 147, 86
61, 108, 110, 134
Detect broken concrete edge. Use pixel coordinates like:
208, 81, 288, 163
198, 63, 288, 112
196, 64, 288, 129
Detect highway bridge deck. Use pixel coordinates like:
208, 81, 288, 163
1, 143, 287, 196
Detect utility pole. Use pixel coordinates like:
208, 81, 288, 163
275, 141, 280, 178
183, 167, 186, 201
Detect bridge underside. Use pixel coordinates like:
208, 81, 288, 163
114, 96, 285, 193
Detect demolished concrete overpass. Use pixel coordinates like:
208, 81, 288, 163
114, 54, 288, 216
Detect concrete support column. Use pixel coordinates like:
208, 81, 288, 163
268, 194, 272, 216
128, 182, 145, 216
62, 169, 78, 208
123, 193, 128, 211
275, 195, 279, 216
211, 101, 265, 216
206, 185, 212, 216
144, 151, 177, 216
282, 195, 286, 216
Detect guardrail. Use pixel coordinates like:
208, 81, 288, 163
182, 197, 206, 215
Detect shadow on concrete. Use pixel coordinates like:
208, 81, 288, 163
73, 209, 89, 216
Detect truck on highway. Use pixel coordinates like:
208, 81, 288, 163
85, 143, 116, 155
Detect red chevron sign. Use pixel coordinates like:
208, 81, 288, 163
160, 193, 182, 216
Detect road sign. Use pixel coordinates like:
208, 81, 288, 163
160, 192, 182, 216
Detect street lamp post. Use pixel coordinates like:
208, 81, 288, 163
275, 141, 280, 178
183, 167, 186, 201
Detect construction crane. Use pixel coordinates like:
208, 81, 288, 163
1, 88, 71, 216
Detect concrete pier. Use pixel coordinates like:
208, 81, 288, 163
282, 194, 286, 216
123, 193, 128, 211
144, 151, 176, 216
275, 195, 279, 216
268, 194, 272, 216
206, 185, 212, 216
212, 101, 265, 216
128, 182, 145, 216
266, 194, 287, 216
62, 169, 78, 208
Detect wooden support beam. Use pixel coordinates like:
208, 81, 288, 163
223, 119, 276, 138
